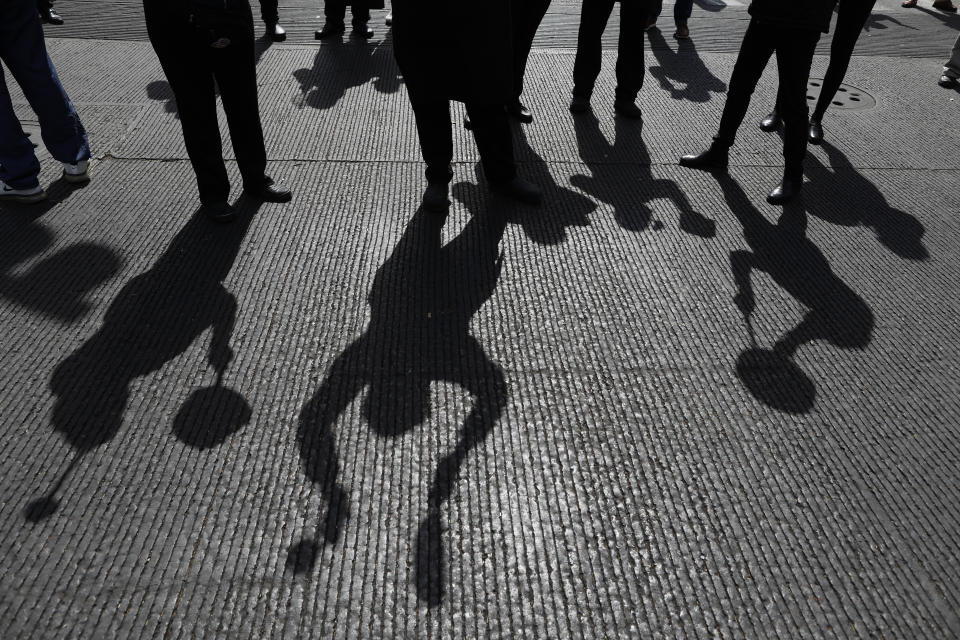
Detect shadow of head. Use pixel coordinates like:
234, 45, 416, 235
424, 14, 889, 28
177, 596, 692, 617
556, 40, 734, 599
172, 385, 252, 448
736, 348, 816, 414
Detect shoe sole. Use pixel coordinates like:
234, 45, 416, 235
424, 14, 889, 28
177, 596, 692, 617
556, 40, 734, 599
0, 190, 47, 204
62, 170, 90, 184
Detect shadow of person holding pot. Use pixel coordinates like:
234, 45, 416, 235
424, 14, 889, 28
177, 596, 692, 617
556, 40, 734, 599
25, 200, 257, 522
719, 175, 874, 414
289, 195, 508, 608
292, 38, 401, 111
571, 112, 716, 237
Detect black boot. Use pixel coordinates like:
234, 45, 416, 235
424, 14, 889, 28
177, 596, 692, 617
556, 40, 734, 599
352, 21, 374, 38
315, 21, 345, 39
422, 183, 450, 213
245, 177, 292, 203
807, 119, 824, 145
39, 7, 64, 24
266, 22, 286, 42
759, 109, 782, 132
506, 100, 533, 123
679, 142, 729, 171
767, 175, 802, 205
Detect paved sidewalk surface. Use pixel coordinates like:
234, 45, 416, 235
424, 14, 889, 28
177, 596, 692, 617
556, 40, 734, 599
2, 2, 960, 638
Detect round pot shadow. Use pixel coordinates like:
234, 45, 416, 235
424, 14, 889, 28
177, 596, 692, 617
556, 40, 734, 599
24, 496, 60, 522
172, 386, 252, 449
736, 348, 815, 414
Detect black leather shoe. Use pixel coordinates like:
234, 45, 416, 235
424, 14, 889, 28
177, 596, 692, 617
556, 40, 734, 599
614, 99, 643, 119
939, 74, 958, 88
490, 177, 542, 205
507, 101, 533, 123
679, 145, 729, 171
315, 22, 345, 39
352, 22, 374, 38
767, 177, 802, 205
759, 110, 782, 132
202, 201, 237, 223
246, 178, 292, 203
385, 12, 393, 26
808, 119, 824, 145
569, 94, 591, 114
422, 183, 449, 213
39, 8, 64, 24
266, 22, 286, 42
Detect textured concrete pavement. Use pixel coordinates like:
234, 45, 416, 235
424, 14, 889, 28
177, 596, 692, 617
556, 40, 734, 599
2, 2, 960, 638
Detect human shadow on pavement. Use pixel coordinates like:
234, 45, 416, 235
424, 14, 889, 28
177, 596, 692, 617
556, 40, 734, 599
510, 125, 596, 245
908, 6, 960, 31
25, 201, 257, 522
146, 36, 277, 118
805, 142, 928, 261
0, 185, 120, 322
571, 113, 716, 237
719, 175, 874, 414
292, 38, 401, 111
648, 28, 726, 103
289, 197, 508, 608
863, 12, 919, 32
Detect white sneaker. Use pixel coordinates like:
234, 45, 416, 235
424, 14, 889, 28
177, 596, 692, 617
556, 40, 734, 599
0, 180, 47, 203
62, 159, 90, 183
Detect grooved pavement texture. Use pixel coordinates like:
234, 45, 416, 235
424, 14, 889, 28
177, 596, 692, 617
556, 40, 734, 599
2, 7, 960, 640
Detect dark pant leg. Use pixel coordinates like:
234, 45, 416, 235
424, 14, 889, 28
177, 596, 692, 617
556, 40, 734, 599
573, 0, 616, 97
0, 0, 89, 180
650, 0, 663, 20
259, 0, 278, 25
775, 28, 820, 179
512, 0, 551, 101
465, 102, 516, 184
211, 4, 267, 190
813, 0, 874, 120
674, 0, 693, 21
350, 2, 370, 25
716, 18, 776, 147
411, 99, 454, 184
615, 0, 648, 101
37, 0, 53, 11
325, 0, 347, 23
146, 2, 230, 205
0, 65, 40, 189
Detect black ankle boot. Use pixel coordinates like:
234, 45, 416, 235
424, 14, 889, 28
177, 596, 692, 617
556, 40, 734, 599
759, 110, 782, 132
679, 143, 729, 171
808, 119, 824, 145
767, 176, 802, 205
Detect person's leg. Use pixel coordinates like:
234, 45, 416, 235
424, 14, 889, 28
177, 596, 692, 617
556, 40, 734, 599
775, 27, 820, 182
715, 19, 776, 148
145, 1, 230, 205
512, 0, 551, 103
674, 0, 693, 21
0, 0, 89, 168
0, 65, 41, 189
943, 32, 960, 79
259, 0, 278, 25
324, 0, 347, 25
350, 1, 371, 28
649, 0, 663, 21
573, 0, 615, 98
411, 99, 455, 185
211, 4, 268, 191
813, 0, 875, 121
464, 102, 516, 185
614, 0, 648, 104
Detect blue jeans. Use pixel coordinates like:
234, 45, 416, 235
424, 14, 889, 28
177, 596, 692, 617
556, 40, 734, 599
650, 0, 693, 22
0, 0, 89, 189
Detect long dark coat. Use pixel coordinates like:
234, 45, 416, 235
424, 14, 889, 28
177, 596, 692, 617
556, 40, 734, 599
391, 0, 515, 103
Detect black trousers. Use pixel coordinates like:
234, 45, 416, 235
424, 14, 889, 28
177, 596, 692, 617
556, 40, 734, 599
37, 0, 53, 11
411, 100, 516, 185
572, 0, 649, 100
774, 1, 875, 120
145, 0, 267, 205
717, 18, 820, 179
260, 0, 279, 25
512, 0, 551, 101
325, 1, 370, 24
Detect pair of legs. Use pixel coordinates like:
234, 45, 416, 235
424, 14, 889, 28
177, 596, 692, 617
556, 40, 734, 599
511, 0, 551, 119
766, 0, 875, 139
258, 0, 286, 40
410, 98, 541, 209
144, 0, 282, 213
318, 1, 373, 38
941, 32, 960, 86
648, 0, 692, 36
572, 0, 648, 115
681, 18, 820, 203
0, 0, 89, 197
